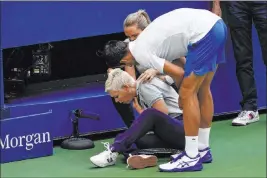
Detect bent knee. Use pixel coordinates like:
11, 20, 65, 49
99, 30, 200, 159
141, 108, 166, 120
179, 73, 206, 99
142, 108, 156, 115
179, 86, 196, 100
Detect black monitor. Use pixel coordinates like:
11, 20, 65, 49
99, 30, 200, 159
3, 32, 126, 102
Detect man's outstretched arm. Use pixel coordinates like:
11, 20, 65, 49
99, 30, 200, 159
163, 60, 184, 90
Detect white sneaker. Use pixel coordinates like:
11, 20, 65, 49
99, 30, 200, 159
170, 150, 182, 161
170, 148, 212, 164
159, 151, 203, 172
232, 111, 260, 126
90, 142, 118, 168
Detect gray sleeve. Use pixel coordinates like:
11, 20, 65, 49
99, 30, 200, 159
139, 83, 163, 108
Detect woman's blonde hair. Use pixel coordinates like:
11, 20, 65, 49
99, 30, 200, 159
105, 68, 135, 92
123, 9, 151, 30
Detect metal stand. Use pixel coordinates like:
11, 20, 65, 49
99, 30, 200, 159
61, 109, 99, 150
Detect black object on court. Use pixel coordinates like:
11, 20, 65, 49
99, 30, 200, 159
61, 109, 100, 150
131, 148, 182, 158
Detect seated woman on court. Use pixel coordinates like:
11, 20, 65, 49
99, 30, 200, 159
90, 68, 185, 169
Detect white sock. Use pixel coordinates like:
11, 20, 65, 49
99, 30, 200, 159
198, 128, 211, 150
185, 136, 198, 158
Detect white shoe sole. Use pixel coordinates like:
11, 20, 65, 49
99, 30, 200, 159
90, 158, 115, 168
232, 117, 260, 126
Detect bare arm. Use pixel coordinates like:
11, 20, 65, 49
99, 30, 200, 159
172, 56, 186, 70
163, 60, 184, 90
138, 56, 185, 83
158, 56, 185, 85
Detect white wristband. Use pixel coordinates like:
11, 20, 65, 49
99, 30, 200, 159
165, 75, 175, 85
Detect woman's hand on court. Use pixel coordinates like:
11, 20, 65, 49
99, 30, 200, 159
137, 68, 159, 83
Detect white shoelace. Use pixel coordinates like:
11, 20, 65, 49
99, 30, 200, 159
99, 142, 113, 163
101, 142, 111, 151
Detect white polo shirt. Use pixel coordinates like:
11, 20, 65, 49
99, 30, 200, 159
129, 8, 221, 74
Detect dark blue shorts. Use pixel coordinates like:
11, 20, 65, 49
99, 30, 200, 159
185, 19, 228, 77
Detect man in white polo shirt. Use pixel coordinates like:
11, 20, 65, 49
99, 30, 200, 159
99, 8, 227, 172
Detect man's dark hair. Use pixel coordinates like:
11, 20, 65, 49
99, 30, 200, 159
97, 40, 128, 68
